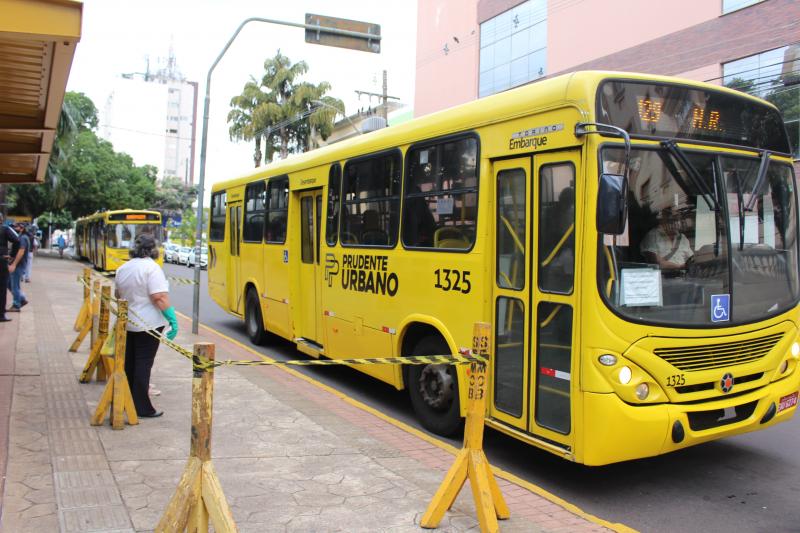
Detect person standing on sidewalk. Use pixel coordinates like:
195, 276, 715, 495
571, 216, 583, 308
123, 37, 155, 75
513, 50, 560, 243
0, 216, 19, 322
114, 233, 178, 418
57, 233, 66, 259
24, 226, 38, 282
7, 223, 29, 313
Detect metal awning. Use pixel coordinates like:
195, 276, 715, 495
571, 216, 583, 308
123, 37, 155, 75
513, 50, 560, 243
0, 0, 82, 184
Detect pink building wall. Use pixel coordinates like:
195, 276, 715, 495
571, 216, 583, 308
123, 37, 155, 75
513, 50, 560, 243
414, 0, 480, 117
547, 0, 720, 74
415, 0, 723, 117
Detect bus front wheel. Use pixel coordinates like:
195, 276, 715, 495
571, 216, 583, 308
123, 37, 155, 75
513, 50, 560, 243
245, 289, 267, 345
408, 336, 462, 436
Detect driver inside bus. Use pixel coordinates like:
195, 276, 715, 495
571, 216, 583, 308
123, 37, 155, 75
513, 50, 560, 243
640, 207, 693, 271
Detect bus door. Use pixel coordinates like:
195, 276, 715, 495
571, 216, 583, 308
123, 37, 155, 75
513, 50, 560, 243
297, 189, 323, 344
492, 151, 579, 450
227, 202, 242, 314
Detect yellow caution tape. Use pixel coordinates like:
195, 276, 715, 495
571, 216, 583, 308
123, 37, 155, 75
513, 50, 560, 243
80, 276, 484, 372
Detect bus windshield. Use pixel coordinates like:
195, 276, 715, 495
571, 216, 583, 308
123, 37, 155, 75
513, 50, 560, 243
598, 145, 799, 326
106, 223, 162, 249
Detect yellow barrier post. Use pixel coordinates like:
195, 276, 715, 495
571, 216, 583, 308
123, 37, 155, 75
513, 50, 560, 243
91, 300, 139, 429
69, 278, 97, 352
79, 285, 110, 383
90, 279, 101, 348
421, 322, 509, 533
73, 268, 92, 331
156, 343, 237, 532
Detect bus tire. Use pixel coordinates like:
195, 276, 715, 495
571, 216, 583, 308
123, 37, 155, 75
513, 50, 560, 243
408, 336, 462, 436
245, 288, 267, 346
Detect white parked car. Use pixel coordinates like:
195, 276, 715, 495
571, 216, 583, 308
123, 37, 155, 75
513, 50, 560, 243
163, 243, 180, 263
187, 247, 208, 269
177, 246, 192, 265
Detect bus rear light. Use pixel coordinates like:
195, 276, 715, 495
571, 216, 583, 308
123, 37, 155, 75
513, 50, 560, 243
599, 354, 617, 366
618, 366, 632, 385
635, 383, 649, 400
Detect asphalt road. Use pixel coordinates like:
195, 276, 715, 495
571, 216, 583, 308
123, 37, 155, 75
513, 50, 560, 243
164, 261, 800, 533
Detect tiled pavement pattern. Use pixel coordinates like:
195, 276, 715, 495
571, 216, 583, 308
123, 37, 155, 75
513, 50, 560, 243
0, 256, 624, 532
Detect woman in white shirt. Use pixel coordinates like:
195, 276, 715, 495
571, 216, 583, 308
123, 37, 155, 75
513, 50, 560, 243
115, 233, 178, 418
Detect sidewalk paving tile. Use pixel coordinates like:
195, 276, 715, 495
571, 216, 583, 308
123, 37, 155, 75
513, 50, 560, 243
0, 256, 622, 533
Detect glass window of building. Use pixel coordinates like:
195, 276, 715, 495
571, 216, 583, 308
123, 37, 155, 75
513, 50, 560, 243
722, 0, 763, 14
723, 45, 800, 158
479, 0, 547, 98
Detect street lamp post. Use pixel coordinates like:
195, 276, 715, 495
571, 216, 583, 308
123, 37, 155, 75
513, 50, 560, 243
191, 16, 380, 334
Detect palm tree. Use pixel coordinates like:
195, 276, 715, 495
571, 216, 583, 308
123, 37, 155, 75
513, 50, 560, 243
227, 77, 270, 167
227, 50, 343, 165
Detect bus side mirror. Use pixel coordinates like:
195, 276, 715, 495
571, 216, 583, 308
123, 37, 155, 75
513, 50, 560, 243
597, 173, 628, 235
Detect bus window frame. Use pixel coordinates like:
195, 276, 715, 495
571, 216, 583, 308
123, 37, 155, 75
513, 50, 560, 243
537, 161, 576, 296
340, 147, 403, 250
265, 175, 289, 245
401, 131, 481, 254
209, 191, 227, 242
242, 180, 266, 243
325, 163, 342, 247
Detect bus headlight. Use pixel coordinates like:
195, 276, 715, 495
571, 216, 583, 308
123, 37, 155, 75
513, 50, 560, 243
618, 366, 632, 385
779, 360, 789, 374
599, 354, 617, 366
791, 342, 799, 358
635, 383, 650, 400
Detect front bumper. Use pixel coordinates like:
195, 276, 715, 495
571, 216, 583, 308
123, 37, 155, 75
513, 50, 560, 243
581, 375, 800, 465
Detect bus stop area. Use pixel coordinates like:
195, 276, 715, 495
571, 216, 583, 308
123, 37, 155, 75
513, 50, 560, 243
0, 256, 620, 532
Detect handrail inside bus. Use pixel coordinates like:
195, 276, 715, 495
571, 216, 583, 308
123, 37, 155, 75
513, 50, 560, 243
499, 215, 524, 253
540, 224, 575, 267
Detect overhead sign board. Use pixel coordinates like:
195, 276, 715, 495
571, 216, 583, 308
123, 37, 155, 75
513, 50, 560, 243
305, 13, 380, 54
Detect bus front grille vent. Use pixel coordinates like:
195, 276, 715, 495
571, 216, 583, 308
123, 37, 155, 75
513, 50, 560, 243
654, 333, 783, 371
687, 400, 758, 431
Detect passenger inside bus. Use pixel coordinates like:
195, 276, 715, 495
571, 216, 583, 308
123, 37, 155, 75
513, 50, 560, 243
640, 207, 694, 272
360, 209, 388, 245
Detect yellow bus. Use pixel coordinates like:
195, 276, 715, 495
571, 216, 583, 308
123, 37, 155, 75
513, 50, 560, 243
75, 209, 164, 272
208, 71, 800, 465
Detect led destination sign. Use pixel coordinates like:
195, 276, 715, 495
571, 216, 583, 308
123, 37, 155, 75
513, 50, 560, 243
597, 80, 790, 154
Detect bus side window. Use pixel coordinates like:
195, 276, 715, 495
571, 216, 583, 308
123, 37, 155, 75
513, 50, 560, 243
265, 176, 289, 244
341, 151, 401, 248
402, 135, 478, 250
326, 164, 342, 246
209, 191, 226, 242
243, 181, 266, 243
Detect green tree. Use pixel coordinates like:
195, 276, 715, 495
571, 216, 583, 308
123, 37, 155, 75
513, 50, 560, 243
228, 50, 343, 165
9, 92, 158, 220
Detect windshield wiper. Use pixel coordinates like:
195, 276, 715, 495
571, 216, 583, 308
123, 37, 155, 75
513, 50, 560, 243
660, 140, 720, 212
744, 151, 771, 212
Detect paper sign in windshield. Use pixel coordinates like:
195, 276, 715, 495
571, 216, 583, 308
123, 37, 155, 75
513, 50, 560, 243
621, 268, 662, 307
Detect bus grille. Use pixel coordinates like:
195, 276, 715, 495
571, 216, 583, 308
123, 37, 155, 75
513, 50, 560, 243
654, 333, 783, 371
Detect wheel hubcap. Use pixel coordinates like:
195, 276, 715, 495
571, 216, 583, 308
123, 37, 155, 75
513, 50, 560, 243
418, 364, 453, 411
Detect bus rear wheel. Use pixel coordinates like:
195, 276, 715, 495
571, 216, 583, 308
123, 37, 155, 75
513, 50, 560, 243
408, 336, 462, 436
245, 289, 267, 345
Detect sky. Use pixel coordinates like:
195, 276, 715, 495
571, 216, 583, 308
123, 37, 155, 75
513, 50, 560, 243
66, 0, 419, 199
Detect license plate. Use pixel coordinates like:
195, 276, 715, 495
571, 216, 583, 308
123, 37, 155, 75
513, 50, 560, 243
777, 392, 798, 413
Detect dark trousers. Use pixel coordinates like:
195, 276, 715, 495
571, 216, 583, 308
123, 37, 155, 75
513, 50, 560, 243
0, 260, 8, 318
125, 327, 164, 416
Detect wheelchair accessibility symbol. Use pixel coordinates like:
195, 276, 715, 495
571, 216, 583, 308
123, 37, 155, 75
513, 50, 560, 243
711, 294, 730, 323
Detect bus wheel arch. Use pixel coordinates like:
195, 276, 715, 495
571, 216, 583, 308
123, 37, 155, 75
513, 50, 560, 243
401, 323, 462, 436
244, 284, 267, 345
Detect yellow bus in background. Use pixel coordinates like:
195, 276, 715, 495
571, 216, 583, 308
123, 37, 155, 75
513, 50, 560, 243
75, 209, 164, 272
208, 71, 800, 465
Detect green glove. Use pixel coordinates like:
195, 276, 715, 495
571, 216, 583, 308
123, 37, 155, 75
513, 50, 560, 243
162, 306, 179, 341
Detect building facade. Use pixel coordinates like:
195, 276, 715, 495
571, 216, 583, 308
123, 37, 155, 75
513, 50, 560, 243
415, 0, 799, 158
100, 56, 198, 185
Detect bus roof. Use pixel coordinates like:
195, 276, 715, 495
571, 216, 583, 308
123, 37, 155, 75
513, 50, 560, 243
75, 209, 162, 223
212, 70, 779, 192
